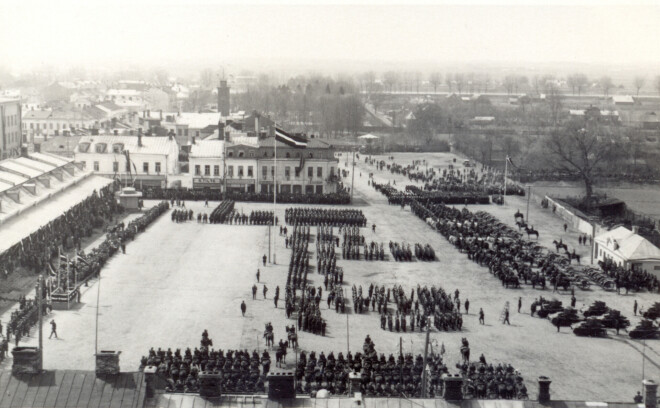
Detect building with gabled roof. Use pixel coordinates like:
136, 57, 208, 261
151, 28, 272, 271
594, 225, 660, 276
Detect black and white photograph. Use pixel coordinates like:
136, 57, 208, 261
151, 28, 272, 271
1, 0, 660, 406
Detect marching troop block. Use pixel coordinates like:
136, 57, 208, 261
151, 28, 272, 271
95, 350, 121, 375
12, 347, 41, 374
267, 370, 295, 399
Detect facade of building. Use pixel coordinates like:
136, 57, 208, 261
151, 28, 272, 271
594, 226, 660, 277
0, 98, 22, 159
225, 139, 259, 193
23, 109, 99, 139
74, 134, 179, 188
189, 140, 224, 190
257, 137, 339, 195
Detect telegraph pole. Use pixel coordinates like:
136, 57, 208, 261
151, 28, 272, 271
350, 147, 356, 203
37, 275, 43, 371
526, 185, 531, 223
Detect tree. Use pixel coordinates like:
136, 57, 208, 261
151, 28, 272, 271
407, 103, 445, 145
501, 136, 521, 159
445, 73, 453, 93
429, 72, 442, 93
414, 71, 422, 93
503, 75, 516, 95
454, 73, 466, 95
544, 117, 619, 202
567, 74, 589, 95
634, 76, 646, 96
599, 76, 614, 97
383, 71, 399, 93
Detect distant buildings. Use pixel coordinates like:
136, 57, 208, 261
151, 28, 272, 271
0, 98, 23, 159
217, 80, 230, 117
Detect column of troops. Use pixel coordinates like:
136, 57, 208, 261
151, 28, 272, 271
209, 200, 235, 224
285, 208, 366, 227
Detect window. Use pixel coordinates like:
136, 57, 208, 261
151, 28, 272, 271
156, 162, 161, 173
195, 165, 201, 175
214, 165, 220, 176
238, 166, 244, 177
317, 167, 323, 178
113, 162, 119, 172
271, 166, 275, 176
95, 143, 107, 153
308, 167, 313, 178
49, 123, 53, 129
196, 131, 200, 137
286, 152, 290, 158
330, 167, 335, 175
262, 166, 267, 178
239, 151, 244, 157
228, 151, 233, 157
227, 166, 233, 177
247, 166, 253, 177
36, 123, 40, 130
112, 143, 124, 153
93, 161, 99, 171
249, 152, 254, 157
143, 162, 149, 173
184, 129, 189, 137
30, 123, 33, 129
285, 166, 290, 178
81, 161, 86, 169
204, 165, 210, 176
309, 153, 313, 158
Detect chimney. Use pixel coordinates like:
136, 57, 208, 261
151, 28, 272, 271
633, 225, 640, 234
538, 376, 551, 403
217, 80, 230, 116
254, 114, 259, 135
644, 380, 658, 408
138, 128, 143, 147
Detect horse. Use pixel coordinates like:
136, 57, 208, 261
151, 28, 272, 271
524, 226, 539, 239
567, 252, 581, 264
264, 331, 274, 347
460, 346, 470, 363
276, 347, 287, 367
552, 240, 568, 253
515, 220, 527, 230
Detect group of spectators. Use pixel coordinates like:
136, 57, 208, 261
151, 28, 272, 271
143, 188, 351, 205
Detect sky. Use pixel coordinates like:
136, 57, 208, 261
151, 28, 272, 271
1, 1, 660, 74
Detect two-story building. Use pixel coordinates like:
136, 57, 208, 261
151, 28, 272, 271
74, 133, 179, 188
189, 139, 224, 190
225, 136, 259, 193
257, 137, 339, 195
0, 98, 22, 159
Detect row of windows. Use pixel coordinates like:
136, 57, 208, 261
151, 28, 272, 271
3, 114, 19, 127
225, 150, 329, 159
192, 165, 332, 179
3, 131, 20, 145
29, 122, 88, 130
82, 161, 162, 173
195, 165, 222, 176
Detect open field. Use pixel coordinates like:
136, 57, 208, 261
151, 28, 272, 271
2, 151, 659, 402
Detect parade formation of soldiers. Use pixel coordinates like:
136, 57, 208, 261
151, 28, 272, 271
285, 208, 367, 227
209, 200, 235, 224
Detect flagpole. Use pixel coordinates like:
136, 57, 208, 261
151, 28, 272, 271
503, 155, 509, 205
273, 125, 277, 265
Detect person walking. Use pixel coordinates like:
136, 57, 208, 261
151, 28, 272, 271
479, 308, 484, 325
262, 255, 267, 266
517, 297, 522, 313
241, 301, 246, 317
503, 309, 510, 325
464, 299, 470, 314
571, 295, 576, 308
563, 223, 567, 232
252, 285, 257, 300
49, 320, 58, 339
634, 300, 638, 316
263, 285, 268, 299
256, 269, 260, 283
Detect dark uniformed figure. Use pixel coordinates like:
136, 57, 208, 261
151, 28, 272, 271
478, 308, 484, 325
252, 285, 257, 300
121, 241, 126, 254
503, 309, 510, 325
256, 269, 260, 283
49, 320, 58, 339
464, 299, 470, 314
262, 255, 267, 266
263, 285, 268, 299
634, 300, 638, 316
517, 297, 522, 313
571, 295, 576, 308
241, 301, 246, 316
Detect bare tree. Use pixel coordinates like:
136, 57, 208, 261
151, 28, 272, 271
599, 76, 614, 97
428, 72, 442, 94
454, 73, 466, 95
503, 75, 516, 95
633, 76, 646, 96
544, 117, 619, 202
445, 73, 454, 93
383, 71, 399, 93
414, 71, 422, 93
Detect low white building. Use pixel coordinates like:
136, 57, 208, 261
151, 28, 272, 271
189, 139, 224, 190
74, 133, 179, 188
594, 226, 660, 276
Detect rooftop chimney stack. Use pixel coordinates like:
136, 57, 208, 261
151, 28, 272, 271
217, 121, 225, 141
138, 128, 143, 147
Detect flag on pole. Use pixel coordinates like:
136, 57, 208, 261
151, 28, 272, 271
275, 127, 307, 148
